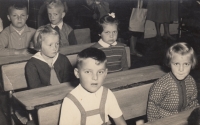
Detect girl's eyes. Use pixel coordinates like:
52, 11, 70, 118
85, 71, 91, 74
98, 70, 104, 74
105, 31, 117, 34
184, 63, 190, 66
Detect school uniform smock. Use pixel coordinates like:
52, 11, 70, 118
47, 21, 77, 46
147, 72, 199, 122
0, 24, 35, 56
25, 52, 74, 89
91, 39, 128, 73
59, 84, 123, 125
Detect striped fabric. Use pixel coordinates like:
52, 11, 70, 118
91, 42, 128, 73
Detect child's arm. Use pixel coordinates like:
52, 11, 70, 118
113, 115, 127, 125
121, 46, 129, 70
0, 18, 3, 33
107, 90, 127, 125
187, 78, 199, 108
147, 81, 165, 122
25, 61, 44, 89
68, 30, 77, 45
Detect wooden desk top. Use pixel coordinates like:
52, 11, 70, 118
13, 65, 166, 110
13, 83, 74, 110
0, 43, 94, 65
144, 108, 194, 125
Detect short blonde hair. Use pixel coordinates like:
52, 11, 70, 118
34, 25, 60, 50
47, 0, 65, 13
165, 42, 197, 69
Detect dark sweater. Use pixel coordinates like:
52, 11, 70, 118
25, 54, 75, 89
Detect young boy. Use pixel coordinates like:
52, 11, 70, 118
0, 0, 36, 56
45, 0, 77, 46
59, 47, 127, 125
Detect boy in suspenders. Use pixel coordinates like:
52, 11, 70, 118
59, 48, 127, 125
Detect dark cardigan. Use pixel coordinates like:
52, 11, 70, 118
25, 54, 75, 89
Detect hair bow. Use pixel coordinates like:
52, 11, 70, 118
108, 13, 115, 18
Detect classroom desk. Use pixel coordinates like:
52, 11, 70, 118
144, 108, 194, 125
13, 65, 166, 111
0, 43, 94, 65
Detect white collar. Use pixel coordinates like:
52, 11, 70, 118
77, 84, 103, 98
51, 21, 63, 30
12, 24, 26, 35
98, 39, 117, 48
32, 52, 59, 67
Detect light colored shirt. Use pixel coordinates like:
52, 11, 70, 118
98, 39, 117, 48
59, 84, 122, 125
0, 24, 36, 56
51, 21, 63, 30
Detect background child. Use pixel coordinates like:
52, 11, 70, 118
46, 0, 77, 46
0, 0, 36, 56
91, 14, 128, 73
147, 42, 199, 122
187, 107, 200, 125
59, 47, 127, 125
25, 25, 75, 89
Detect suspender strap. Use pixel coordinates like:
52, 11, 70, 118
67, 87, 108, 125
67, 94, 86, 125
99, 87, 108, 124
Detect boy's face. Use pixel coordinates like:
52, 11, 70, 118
100, 24, 118, 45
47, 7, 65, 25
74, 58, 107, 93
41, 34, 59, 60
7, 8, 28, 31
170, 53, 192, 80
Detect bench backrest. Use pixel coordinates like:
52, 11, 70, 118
37, 83, 154, 125
38, 104, 61, 125
74, 28, 91, 44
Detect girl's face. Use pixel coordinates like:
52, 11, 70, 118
170, 53, 192, 80
41, 34, 59, 60
100, 23, 118, 45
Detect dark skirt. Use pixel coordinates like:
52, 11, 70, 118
147, 0, 179, 23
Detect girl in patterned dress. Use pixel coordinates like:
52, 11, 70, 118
147, 42, 199, 122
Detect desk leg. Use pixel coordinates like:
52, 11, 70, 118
28, 112, 33, 121
9, 91, 15, 125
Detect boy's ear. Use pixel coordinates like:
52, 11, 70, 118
104, 68, 108, 76
26, 15, 29, 20
61, 12, 65, 18
74, 68, 80, 79
7, 15, 11, 21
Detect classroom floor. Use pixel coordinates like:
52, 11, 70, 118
1, 32, 200, 125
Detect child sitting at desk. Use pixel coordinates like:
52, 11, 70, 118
91, 13, 128, 73
25, 25, 74, 89
59, 47, 127, 125
36, 0, 77, 47
0, 0, 36, 56
147, 42, 199, 122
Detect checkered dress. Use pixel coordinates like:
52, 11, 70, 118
147, 72, 199, 122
